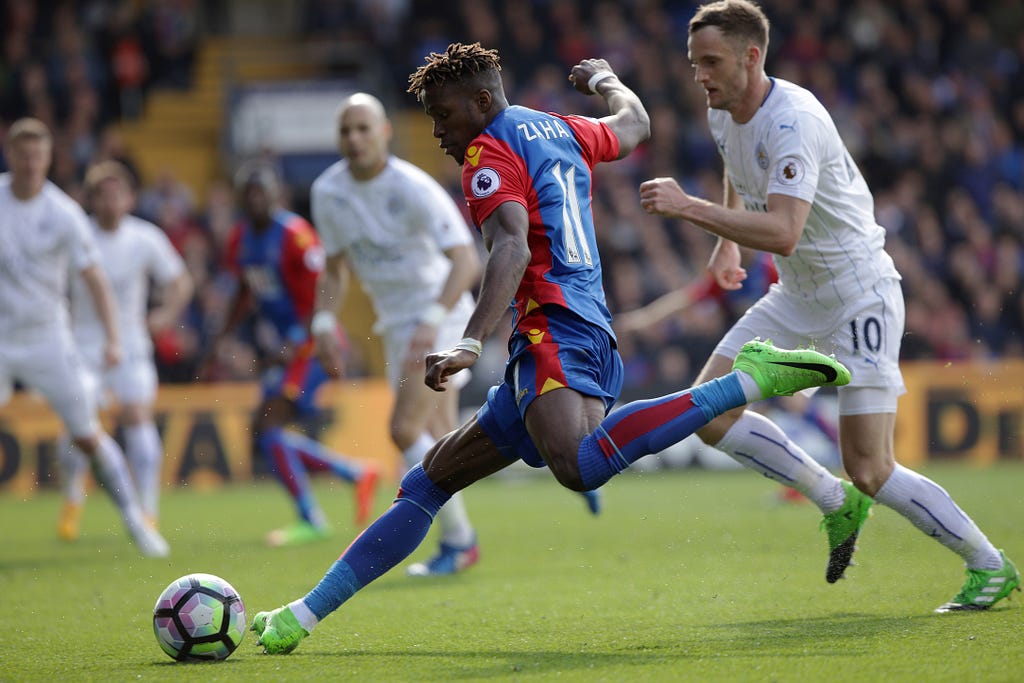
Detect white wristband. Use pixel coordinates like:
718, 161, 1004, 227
587, 71, 616, 94
454, 337, 483, 357
420, 301, 447, 327
310, 310, 337, 336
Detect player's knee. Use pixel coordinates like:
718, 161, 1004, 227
545, 452, 587, 492
842, 453, 894, 498
389, 421, 420, 452
71, 434, 99, 454
696, 407, 744, 446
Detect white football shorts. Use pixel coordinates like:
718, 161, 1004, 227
79, 344, 158, 408
382, 305, 473, 391
714, 277, 907, 415
0, 325, 100, 437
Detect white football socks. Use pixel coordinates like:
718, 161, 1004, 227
873, 464, 1002, 570
88, 432, 149, 531
735, 371, 765, 402
288, 599, 319, 633
57, 432, 89, 505
124, 421, 164, 520
716, 410, 846, 513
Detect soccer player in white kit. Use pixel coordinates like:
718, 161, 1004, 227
309, 93, 487, 575
57, 160, 193, 539
639, 0, 1019, 611
0, 118, 169, 557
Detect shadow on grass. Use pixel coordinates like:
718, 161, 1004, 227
255, 612, 943, 680
699, 611, 939, 657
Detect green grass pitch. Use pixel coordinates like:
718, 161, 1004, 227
3, 463, 1022, 682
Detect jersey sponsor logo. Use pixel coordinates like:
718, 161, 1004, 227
756, 141, 769, 170
465, 144, 483, 167
471, 167, 500, 198
776, 156, 805, 185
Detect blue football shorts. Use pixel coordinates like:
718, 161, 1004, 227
476, 305, 622, 468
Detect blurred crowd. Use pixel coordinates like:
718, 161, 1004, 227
2, 0, 1023, 401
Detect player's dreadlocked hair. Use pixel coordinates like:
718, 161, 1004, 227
407, 42, 502, 98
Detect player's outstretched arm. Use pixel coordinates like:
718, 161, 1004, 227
616, 284, 699, 334
569, 58, 650, 158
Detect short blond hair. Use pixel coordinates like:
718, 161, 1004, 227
7, 117, 52, 144
84, 160, 134, 194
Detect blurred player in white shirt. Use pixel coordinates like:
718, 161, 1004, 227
57, 160, 193, 537
310, 93, 487, 575
0, 118, 168, 557
639, 0, 1018, 611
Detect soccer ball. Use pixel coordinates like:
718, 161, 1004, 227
152, 573, 246, 661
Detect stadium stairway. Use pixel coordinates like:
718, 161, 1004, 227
116, 36, 322, 205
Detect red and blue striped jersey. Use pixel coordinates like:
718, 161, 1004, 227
461, 105, 620, 338
225, 208, 325, 343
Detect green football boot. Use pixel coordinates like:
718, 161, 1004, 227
820, 480, 873, 583
935, 550, 1021, 613
251, 606, 309, 654
732, 338, 851, 398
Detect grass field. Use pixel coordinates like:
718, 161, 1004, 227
3, 463, 1023, 682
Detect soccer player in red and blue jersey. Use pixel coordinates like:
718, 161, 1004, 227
213, 162, 378, 546
252, 43, 850, 652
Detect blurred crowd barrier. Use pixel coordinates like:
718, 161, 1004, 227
0, 379, 399, 496
897, 359, 1024, 467
3, 359, 1023, 496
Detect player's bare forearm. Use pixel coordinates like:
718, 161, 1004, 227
315, 252, 349, 315
597, 82, 649, 158
149, 271, 194, 334
640, 179, 808, 256
616, 286, 696, 333
464, 203, 531, 344
220, 284, 256, 339
80, 264, 121, 363
436, 243, 482, 309
312, 253, 349, 378
707, 238, 746, 290
569, 58, 650, 158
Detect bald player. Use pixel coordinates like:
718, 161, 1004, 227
307, 92, 489, 575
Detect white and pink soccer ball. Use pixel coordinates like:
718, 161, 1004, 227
153, 573, 246, 661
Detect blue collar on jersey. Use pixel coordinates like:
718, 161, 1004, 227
760, 77, 776, 108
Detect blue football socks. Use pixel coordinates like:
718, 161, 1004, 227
301, 464, 450, 619
277, 429, 362, 482
259, 428, 321, 525
576, 373, 747, 490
